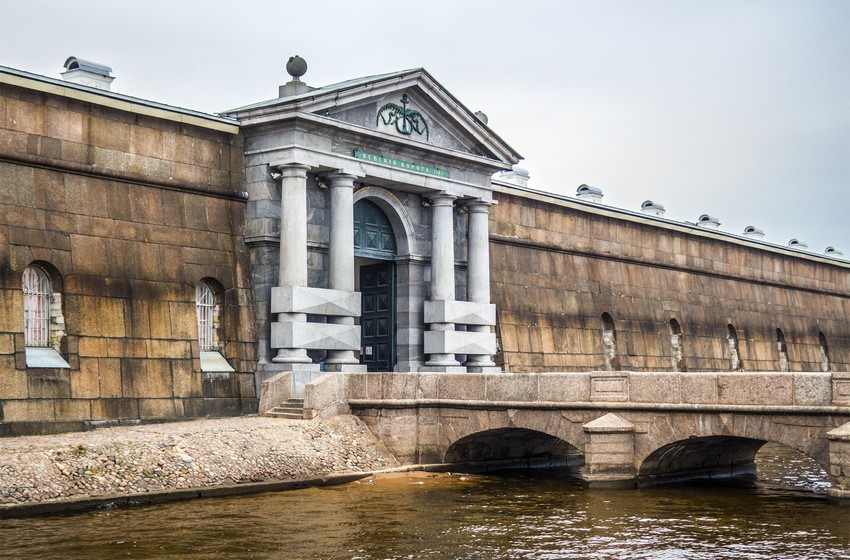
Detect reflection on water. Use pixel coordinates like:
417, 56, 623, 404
0, 444, 846, 560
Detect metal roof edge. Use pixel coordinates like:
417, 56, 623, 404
491, 180, 850, 269
0, 65, 239, 134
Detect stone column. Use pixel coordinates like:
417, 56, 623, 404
425, 193, 460, 368
272, 163, 312, 364
325, 172, 362, 370
464, 200, 497, 370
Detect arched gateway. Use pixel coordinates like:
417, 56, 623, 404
354, 198, 397, 371
230, 64, 520, 395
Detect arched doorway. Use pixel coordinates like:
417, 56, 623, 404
354, 199, 397, 371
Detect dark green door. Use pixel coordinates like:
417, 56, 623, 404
360, 262, 395, 372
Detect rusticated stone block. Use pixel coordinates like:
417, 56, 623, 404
0, 367, 28, 399
1, 399, 55, 421
27, 369, 71, 399
121, 358, 172, 398
486, 374, 538, 402
98, 358, 122, 398
70, 358, 100, 398
680, 374, 718, 404
54, 399, 91, 421
139, 398, 183, 419
716, 373, 793, 405
794, 373, 831, 406
629, 373, 680, 403
202, 371, 238, 398
439, 374, 485, 401
78, 337, 108, 357
538, 373, 591, 402
90, 398, 139, 420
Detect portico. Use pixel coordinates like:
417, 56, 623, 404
223, 58, 521, 395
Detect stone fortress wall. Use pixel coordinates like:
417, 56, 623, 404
0, 76, 257, 435
489, 184, 850, 373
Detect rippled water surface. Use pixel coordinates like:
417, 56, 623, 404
1, 444, 847, 560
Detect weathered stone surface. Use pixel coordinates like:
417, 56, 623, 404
490, 191, 850, 374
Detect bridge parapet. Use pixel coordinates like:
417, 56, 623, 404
295, 370, 850, 504
337, 370, 845, 411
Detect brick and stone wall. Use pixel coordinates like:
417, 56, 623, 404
489, 188, 850, 373
0, 81, 257, 434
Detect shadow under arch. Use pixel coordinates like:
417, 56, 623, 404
444, 428, 584, 471
353, 186, 417, 258
638, 435, 769, 486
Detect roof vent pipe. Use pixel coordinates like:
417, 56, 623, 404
696, 214, 721, 229
825, 246, 844, 256
61, 56, 114, 91
495, 165, 530, 188
788, 239, 809, 250
742, 225, 765, 239
576, 184, 603, 203
640, 200, 665, 217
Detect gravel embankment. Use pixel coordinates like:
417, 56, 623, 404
0, 415, 399, 506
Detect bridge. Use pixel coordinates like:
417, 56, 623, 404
260, 370, 850, 504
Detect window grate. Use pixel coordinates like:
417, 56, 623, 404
23, 266, 51, 347
196, 282, 215, 351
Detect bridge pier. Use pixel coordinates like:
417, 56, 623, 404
581, 413, 636, 488
827, 422, 850, 505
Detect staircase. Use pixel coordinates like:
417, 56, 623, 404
264, 398, 305, 419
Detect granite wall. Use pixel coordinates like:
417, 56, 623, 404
489, 188, 850, 373
0, 81, 257, 435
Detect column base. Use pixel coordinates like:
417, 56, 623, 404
420, 365, 468, 373
266, 358, 320, 372
465, 365, 502, 373
325, 363, 368, 372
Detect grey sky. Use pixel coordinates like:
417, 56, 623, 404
3, 0, 848, 253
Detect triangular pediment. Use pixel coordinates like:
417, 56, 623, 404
225, 69, 521, 167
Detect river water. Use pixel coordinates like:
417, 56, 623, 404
1, 444, 847, 559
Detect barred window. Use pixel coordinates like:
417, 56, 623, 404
196, 281, 216, 351
23, 266, 51, 347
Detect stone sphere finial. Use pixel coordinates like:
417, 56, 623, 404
286, 55, 307, 79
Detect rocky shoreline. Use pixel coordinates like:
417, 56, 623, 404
0, 415, 399, 511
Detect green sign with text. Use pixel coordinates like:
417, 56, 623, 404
354, 150, 450, 178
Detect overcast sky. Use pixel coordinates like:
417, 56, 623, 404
3, 0, 848, 253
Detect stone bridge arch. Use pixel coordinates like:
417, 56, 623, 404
630, 411, 840, 485
430, 408, 587, 467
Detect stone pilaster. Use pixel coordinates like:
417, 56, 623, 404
464, 200, 498, 372
423, 193, 462, 370
272, 163, 313, 365
325, 172, 365, 372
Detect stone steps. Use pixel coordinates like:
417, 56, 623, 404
264, 399, 305, 420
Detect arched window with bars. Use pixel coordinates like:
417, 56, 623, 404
195, 279, 234, 373
196, 281, 216, 352
21, 263, 69, 368
23, 265, 51, 347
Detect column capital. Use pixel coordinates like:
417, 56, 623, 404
327, 172, 358, 188
276, 163, 311, 178
426, 192, 457, 207
463, 199, 496, 213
